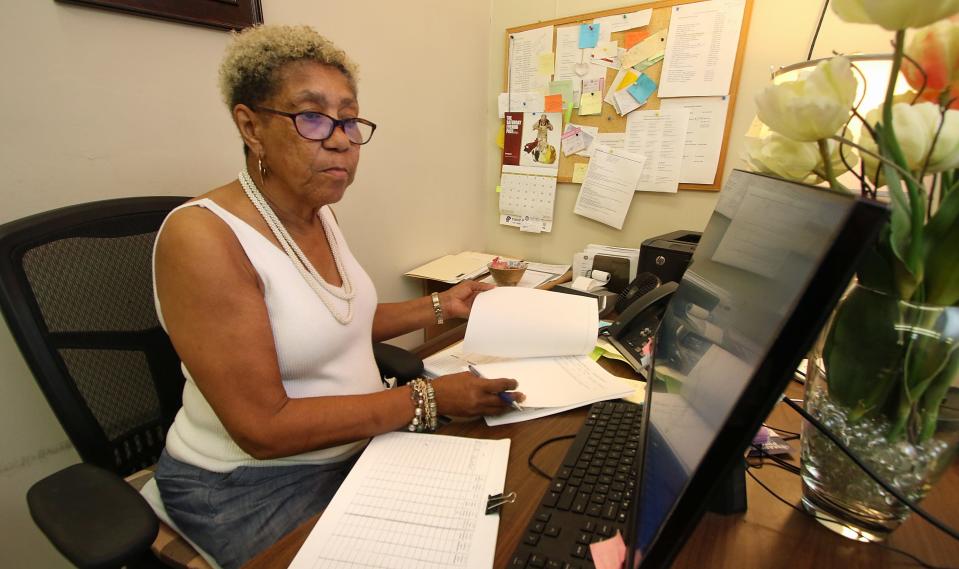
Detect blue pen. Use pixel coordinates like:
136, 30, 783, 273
468, 364, 524, 412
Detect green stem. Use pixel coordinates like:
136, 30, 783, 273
883, 30, 926, 293
817, 139, 850, 193
828, 135, 923, 189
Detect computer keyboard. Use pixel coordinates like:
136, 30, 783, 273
509, 400, 643, 569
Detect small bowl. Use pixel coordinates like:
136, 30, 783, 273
488, 261, 528, 287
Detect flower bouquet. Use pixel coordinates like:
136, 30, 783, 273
746, 0, 959, 540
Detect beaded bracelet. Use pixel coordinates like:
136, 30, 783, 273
407, 378, 438, 432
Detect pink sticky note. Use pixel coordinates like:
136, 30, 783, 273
624, 29, 650, 49
590, 530, 627, 569
545, 94, 563, 113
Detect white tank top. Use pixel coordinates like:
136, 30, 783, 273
152, 198, 383, 472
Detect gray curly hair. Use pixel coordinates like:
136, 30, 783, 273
218, 24, 359, 111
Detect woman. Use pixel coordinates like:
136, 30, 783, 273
152, 25, 522, 569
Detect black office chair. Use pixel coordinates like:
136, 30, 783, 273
0, 197, 423, 569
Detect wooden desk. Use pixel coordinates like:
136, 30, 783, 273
245, 335, 959, 569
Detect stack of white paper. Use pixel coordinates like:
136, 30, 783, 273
288, 433, 509, 569
426, 287, 633, 425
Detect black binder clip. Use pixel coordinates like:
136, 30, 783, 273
486, 491, 516, 515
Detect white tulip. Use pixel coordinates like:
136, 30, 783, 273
745, 133, 822, 182
858, 102, 959, 185
756, 57, 857, 142
926, 108, 959, 172
833, 0, 959, 30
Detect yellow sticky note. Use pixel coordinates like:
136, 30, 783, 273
537, 52, 555, 76
496, 185, 502, 193
572, 162, 589, 183
564, 102, 573, 125
579, 91, 602, 116
616, 69, 640, 92
496, 123, 505, 149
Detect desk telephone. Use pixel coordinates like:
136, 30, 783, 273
605, 272, 679, 371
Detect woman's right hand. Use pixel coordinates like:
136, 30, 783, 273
431, 371, 525, 417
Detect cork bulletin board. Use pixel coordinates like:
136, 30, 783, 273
504, 0, 753, 190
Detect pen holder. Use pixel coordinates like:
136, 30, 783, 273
488, 261, 527, 287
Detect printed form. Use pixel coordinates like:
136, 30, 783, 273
508, 26, 554, 95
553, 25, 607, 98
625, 109, 690, 193
659, 96, 730, 184
573, 146, 647, 229
658, 0, 746, 98
288, 433, 509, 569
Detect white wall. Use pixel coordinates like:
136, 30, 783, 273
0, 1, 489, 566
484, 0, 895, 263
0, 0, 896, 566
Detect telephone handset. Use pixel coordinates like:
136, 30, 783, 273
615, 272, 661, 314
607, 280, 678, 339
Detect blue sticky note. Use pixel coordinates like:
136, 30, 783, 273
579, 23, 599, 48
626, 73, 658, 104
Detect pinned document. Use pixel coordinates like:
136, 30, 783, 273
573, 146, 646, 230
508, 26, 555, 93
592, 9, 652, 34
561, 125, 592, 156
660, 96, 730, 184
625, 109, 690, 193
658, 0, 747, 97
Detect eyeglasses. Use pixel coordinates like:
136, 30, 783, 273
253, 107, 377, 145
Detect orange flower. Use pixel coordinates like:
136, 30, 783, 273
903, 16, 959, 107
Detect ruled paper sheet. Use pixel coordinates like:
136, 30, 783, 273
288, 433, 510, 569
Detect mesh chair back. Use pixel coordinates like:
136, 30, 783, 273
0, 197, 190, 476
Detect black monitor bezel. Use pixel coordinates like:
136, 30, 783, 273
628, 171, 888, 569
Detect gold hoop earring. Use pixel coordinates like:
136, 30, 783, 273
258, 156, 268, 179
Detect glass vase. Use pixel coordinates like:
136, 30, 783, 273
800, 283, 959, 542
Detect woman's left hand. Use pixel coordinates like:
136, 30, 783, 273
440, 280, 495, 320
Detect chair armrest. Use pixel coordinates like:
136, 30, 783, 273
373, 342, 424, 385
27, 463, 158, 569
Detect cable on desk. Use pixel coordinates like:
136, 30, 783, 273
762, 423, 801, 438
749, 444, 801, 475
528, 434, 576, 480
746, 454, 801, 476
745, 467, 956, 569
781, 396, 959, 542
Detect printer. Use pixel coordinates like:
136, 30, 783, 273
638, 230, 701, 284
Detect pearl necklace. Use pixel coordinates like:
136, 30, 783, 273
238, 168, 355, 325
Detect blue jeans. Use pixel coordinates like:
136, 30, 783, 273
154, 450, 358, 569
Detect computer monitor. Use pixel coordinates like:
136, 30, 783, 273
627, 169, 887, 568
